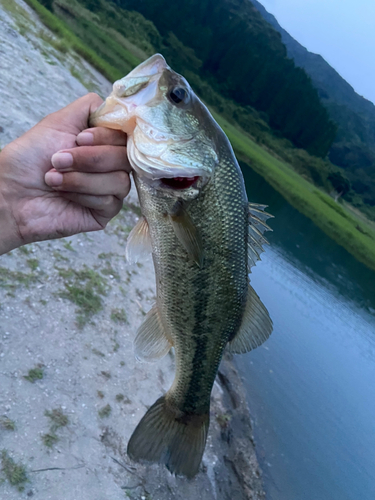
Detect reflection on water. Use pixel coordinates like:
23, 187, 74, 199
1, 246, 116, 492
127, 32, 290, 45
237, 163, 375, 500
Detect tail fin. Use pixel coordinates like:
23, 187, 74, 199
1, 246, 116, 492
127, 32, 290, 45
127, 395, 209, 478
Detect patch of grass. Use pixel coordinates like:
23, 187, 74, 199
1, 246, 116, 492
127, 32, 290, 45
0, 267, 37, 290
97, 390, 105, 399
23, 364, 44, 383
101, 262, 120, 280
23, 0, 124, 81
98, 404, 111, 419
41, 408, 69, 448
26, 258, 39, 271
18, 246, 30, 255
45, 408, 69, 431
100, 371, 111, 379
98, 252, 115, 260
41, 432, 59, 448
58, 266, 107, 327
70, 64, 96, 91
115, 394, 124, 402
63, 240, 75, 251
92, 348, 105, 357
53, 250, 68, 262
39, 29, 68, 53
0, 450, 28, 491
0, 417, 16, 431
110, 308, 128, 324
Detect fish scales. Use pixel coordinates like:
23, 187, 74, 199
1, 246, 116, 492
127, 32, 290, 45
89, 53, 273, 478
136, 141, 248, 415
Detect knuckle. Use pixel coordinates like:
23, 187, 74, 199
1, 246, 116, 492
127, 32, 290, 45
102, 195, 114, 207
64, 172, 80, 190
117, 170, 129, 185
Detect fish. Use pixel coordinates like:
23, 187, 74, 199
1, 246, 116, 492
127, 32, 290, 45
89, 54, 273, 478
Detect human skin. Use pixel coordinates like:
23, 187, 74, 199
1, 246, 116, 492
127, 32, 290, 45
0, 93, 131, 256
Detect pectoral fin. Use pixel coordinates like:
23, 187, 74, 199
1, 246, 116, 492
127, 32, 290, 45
134, 304, 173, 362
169, 205, 203, 267
227, 284, 272, 354
125, 216, 152, 264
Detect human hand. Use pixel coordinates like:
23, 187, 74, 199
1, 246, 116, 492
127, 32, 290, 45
0, 93, 130, 254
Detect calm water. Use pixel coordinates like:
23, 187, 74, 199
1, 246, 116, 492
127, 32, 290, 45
237, 163, 375, 500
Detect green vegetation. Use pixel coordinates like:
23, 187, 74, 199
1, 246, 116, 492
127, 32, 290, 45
110, 308, 128, 324
216, 114, 375, 270
98, 404, 111, 418
45, 408, 69, 430
23, 364, 44, 383
58, 266, 107, 327
26, 258, 39, 271
42, 432, 59, 447
0, 450, 28, 491
0, 417, 16, 431
42, 408, 69, 448
0, 267, 37, 291
117, 0, 335, 157
22, 0, 123, 81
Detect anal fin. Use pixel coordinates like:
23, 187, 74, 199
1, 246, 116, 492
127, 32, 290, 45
134, 304, 173, 362
227, 284, 273, 354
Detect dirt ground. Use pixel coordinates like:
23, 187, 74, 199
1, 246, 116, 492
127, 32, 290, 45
0, 1, 266, 498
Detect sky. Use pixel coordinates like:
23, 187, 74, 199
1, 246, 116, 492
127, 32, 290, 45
257, 0, 375, 105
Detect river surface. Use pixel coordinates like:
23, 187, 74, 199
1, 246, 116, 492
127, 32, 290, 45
237, 163, 375, 500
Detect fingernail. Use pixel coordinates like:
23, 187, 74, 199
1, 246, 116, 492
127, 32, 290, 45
76, 131, 94, 146
51, 152, 73, 170
45, 171, 63, 187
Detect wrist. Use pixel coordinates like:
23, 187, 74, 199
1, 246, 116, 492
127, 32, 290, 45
0, 187, 23, 256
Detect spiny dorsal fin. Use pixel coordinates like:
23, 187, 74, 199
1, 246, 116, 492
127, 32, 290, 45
227, 284, 273, 354
125, 216, 152, 264
248, 202, 273, 271
169, 204, 203, 267
134, 304, 173, 362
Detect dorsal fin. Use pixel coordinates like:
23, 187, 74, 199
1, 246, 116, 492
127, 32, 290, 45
248, 203, 273, 271
227, 284, 273, 354
125, 216, 152, 264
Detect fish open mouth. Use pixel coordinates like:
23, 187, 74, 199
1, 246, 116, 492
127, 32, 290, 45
160, 176, 200, 190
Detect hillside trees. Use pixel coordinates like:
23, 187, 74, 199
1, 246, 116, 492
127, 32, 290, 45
115, 0, 336, 157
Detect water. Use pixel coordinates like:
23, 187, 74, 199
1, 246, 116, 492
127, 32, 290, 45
237, 163, 375, 500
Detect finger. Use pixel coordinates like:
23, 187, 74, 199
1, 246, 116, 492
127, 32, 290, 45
76, 127, 127, 147
45, 169, 131, 199
51, 145, 131, 173
59, 192, 123, 220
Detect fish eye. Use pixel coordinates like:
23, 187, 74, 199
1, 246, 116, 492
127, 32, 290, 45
169, 87, 188, 104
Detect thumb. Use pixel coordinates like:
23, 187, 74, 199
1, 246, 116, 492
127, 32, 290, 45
45, 93, 105, 135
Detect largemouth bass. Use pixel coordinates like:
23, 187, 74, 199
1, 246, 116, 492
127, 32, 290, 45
90, 54, 273, 478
